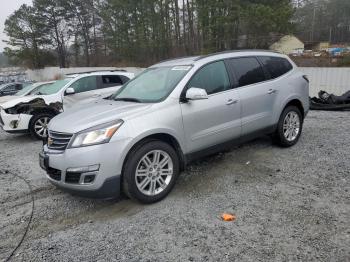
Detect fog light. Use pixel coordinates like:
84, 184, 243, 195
10, 120, 19, 129
84, 174, 96, 184
67, 164, 100, 173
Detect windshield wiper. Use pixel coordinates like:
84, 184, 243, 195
114, 97, 142, 103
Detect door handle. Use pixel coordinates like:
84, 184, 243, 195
268, 89, 277, 94
226, 99, 238, 105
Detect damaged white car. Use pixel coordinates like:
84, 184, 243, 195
0, 81, 55, 104
0, 71, 134, 139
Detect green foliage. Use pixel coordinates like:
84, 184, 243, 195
294, 0, 350, 43
4, 0, 296, 68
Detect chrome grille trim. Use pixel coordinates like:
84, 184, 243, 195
48, 131, 73, 151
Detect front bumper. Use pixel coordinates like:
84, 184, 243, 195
0, 107, 32, 132
41, 137, 132, 199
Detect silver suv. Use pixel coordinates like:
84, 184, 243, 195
40, 51, 309, 203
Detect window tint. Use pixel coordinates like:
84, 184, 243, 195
258, 56, 293, 79
187, 61, 231, 95
228, 57, 266, 87
101, 75, 123, 88
15, 84, 23, 90
70, 76, 97, 93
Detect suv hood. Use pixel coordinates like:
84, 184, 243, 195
49, 99, 152, 134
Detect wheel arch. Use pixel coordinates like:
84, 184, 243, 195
280, 97, 305, 121
121, 132, 186, 178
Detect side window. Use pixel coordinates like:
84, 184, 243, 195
120, 75, 131, 84
70, 76, 97, 93
228, 57, 266, 87
15, 84, 23, 90
187, 61, 231, 95
258, 56, 293, 79
101, 75, 123, 88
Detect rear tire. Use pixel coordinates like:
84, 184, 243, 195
29, 113, 54, 140
274, 106, 303, 147
122, 140, 180, 204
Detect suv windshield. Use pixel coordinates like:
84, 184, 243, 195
111, 66, 191, 103
30, 79, 70, 95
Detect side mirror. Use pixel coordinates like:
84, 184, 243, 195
65, 87, 75, 95
186, 87, 208, 101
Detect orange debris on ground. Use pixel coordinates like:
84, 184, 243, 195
221, 213, 236, 221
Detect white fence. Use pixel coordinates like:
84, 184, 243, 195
25, 66, 349, 97
26, 67, 144, 82
300, 67, 350, 97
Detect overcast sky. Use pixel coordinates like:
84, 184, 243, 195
0, 0, 32, 52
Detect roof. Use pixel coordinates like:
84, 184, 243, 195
152, 50, 285, 67
65, 70, 134, 78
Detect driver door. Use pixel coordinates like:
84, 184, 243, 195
180, 61, 241, 153
63, 76, 99, 110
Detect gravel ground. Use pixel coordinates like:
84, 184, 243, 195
0, 110, 349, 262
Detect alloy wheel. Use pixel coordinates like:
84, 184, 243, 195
34, 117, 50, 138
283, 111, 300, 142
135, 150, 173, 196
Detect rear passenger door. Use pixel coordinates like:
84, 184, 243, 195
226, 57, 277, 135
63, 76, 99, 109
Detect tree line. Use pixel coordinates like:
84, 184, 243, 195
3, 0, 349, 69
294, 0, 350, 45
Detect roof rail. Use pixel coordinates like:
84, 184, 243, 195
155, 55, 200, 65
194, 49, 281, 61
65, 69, 127, 76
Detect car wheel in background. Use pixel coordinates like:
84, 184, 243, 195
123, 140, 180, 204
29, 113, 54, 140
275, 106, 303, 147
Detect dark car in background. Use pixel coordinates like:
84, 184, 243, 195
0, 82, 27, 96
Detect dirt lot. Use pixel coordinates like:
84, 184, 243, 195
0, 111, 349, 262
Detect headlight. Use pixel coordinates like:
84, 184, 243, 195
70, 120, 124, 148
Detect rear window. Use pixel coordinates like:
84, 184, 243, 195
258, 56, 293, 79
227, 57, 266, 87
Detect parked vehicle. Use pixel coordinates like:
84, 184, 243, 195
0, 71, 134, 139
0, 81, 54, 104
0, 82, 27, 97
40, 51, 309, 203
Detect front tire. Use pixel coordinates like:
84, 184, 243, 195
29, 113, 54, 140
275, 106, 303, 147
123, 140, 180, 204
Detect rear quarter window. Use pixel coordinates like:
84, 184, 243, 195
258, 56, 293, 79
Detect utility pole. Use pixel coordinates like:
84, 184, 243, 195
310, 6, 316, 42
329, 27, 332, 44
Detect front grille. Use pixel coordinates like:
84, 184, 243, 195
48, 131, 73, 151
65, 172, 81, 184
47, 167, 61, 181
